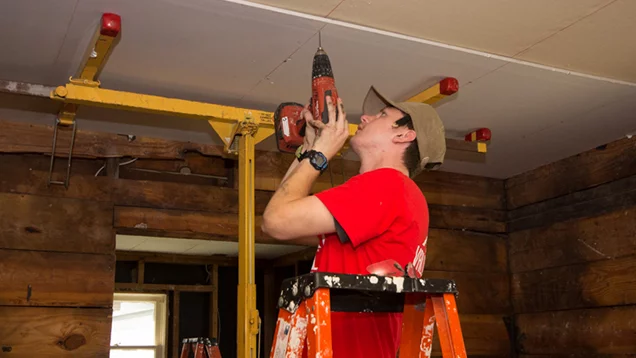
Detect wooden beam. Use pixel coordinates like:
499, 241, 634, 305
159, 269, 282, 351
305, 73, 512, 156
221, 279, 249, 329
420, 271, 510, 314
510, 206, 636, 273
506, 136, 636, 210
250, 150, 504, 209
426, 229, 507, 273
0, 154, 272, 214
137, 260, 145, 286
210, 264, 219, 339
0, 119, 224, 159
0, 118, 485, 164
432, 314, 510, 356
0, 306, 112, 356
516, 306, 636, 354
114, 206, 277, 244
0, 249, 114, 307
115, 283, 216, 292
269, 229, 508, 274
508, 174, 636, 232
172, 291, 180, 358
512, 254, 636, 313
0, 192, 114, 254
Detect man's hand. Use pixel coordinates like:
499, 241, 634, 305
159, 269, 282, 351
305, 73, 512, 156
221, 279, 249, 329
311, 96, 349, 161
301, 103, 319, 150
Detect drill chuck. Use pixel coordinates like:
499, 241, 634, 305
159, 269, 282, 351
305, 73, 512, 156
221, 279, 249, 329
312, 48, 334, 79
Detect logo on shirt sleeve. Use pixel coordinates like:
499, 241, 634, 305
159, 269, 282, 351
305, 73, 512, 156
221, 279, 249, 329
412, 236, 428, 277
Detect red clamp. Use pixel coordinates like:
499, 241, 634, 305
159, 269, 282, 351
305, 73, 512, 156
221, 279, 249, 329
101, 13, 121, 37
465, 128, 491, 142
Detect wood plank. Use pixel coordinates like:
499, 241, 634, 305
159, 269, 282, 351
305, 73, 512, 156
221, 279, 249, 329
516, 306, 636, 354
0, 306, 112, 357
431, 314, 511, 356
172, 291, 180, 358
0, 154, 272, 214
0, 118, 224, 159
114, 205, 505, 246
113, 206, 278, 244
427, 229, 507, 273
252, 151, 505, 210
508, 174, 636, 232
270, 229, 508, 273
421, 271, 510, 314
510, 206, 636, 273
506, 136, 636, 209
0, 119, 485, 166
512, 254, 636, 313
0, 250, 115, 307
0, 192, 114, 254
429, 205, 506, 233
210, 264, 219, 339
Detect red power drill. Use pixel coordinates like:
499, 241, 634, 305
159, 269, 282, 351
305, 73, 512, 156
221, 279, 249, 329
274, 34, 339, 153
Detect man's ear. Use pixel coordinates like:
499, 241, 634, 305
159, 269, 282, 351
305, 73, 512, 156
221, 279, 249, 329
392, 129, 416, 144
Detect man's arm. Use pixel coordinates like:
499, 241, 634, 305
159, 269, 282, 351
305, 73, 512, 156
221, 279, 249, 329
262, 96, 349, 242
262, 159, 335, 241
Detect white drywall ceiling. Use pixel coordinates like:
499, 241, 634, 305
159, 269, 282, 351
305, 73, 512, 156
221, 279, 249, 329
0, 0, 635, 179
116, 234, 307, 259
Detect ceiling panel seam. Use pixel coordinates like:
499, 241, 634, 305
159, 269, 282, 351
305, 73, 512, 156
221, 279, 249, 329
512, 0, 619, 59
49, 0, 81, 85
325, 0, 346, 17
226, 0, 636, 88
240, 27, 324, 100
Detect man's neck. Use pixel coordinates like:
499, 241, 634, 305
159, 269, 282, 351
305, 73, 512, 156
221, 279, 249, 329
357, 151, 409, 177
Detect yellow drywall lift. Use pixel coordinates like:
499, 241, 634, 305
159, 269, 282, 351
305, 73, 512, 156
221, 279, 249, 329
0, 13, 487, 358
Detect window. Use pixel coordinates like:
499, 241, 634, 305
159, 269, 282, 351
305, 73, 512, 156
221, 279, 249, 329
110, 293, 167, 358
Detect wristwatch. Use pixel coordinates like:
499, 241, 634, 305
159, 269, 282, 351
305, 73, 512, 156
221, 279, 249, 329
300, 149, 328, 173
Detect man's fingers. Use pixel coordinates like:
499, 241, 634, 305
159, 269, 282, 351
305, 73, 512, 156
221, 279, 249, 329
337, 98, 347, 131
326, 95, 337, 126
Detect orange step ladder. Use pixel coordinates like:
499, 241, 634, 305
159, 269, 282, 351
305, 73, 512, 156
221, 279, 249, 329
269, 272, 467, 357
180, 337, 222, 358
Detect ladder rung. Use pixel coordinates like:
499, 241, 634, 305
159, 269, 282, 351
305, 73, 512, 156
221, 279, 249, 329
277, 272, 458, 314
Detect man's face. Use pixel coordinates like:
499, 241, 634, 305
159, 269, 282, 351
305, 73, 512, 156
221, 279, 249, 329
350, 106, 409, 153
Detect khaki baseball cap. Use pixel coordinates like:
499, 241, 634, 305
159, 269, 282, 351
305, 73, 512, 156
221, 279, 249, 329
362, 86, 446, 176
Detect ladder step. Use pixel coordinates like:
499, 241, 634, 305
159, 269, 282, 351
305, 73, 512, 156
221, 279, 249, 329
277, 272, 458, 314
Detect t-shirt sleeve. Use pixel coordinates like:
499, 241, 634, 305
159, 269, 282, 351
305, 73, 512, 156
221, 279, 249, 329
314, 169, 402, 248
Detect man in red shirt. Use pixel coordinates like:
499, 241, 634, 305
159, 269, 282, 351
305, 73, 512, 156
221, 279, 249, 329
262, 86, 446, 357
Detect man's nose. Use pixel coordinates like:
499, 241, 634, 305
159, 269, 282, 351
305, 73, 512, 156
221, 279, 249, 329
360, 114, 370, 123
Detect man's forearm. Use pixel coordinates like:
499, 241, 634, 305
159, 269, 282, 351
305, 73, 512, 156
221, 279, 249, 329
278, 140, 313, 187
271, 159, 320, 205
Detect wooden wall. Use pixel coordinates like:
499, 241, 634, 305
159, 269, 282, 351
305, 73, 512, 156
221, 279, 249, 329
506, 136, 636, 356
0, 164, 116, 356
0, 119, 512, 357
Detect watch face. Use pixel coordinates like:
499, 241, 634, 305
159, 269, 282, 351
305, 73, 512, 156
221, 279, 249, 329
313, 155, 326, 166
310, 151, 327, 169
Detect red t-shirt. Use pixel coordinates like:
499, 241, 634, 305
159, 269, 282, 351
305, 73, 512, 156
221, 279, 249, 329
304, 167, 430, 358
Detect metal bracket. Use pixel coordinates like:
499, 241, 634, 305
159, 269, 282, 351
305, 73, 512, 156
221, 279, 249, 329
47, 116, 77, 188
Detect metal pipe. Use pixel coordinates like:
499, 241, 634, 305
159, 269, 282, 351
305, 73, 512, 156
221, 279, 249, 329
0, 79, 55, 98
